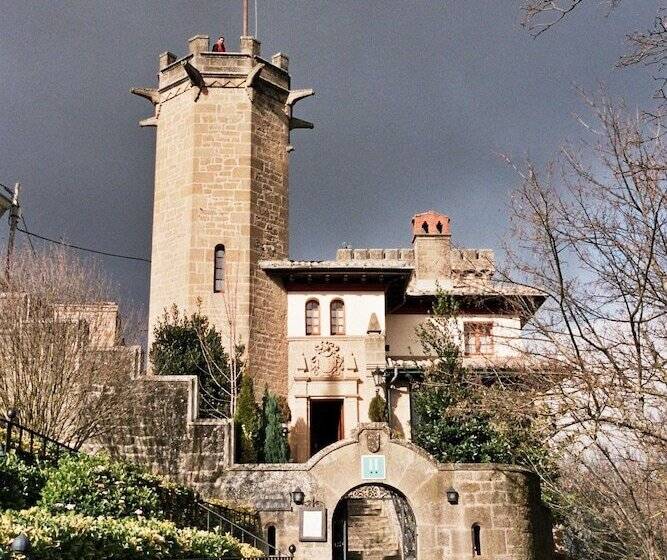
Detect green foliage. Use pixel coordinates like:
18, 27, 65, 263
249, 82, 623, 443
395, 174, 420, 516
234, 376, 261, 463
412, 289, 547, 465
0, 452, 45, 511
149, 305, 241, 418
368, 393, 388, 423
262, 392, 289, 463
0, 508, 261, 560
39, 454, 197, 521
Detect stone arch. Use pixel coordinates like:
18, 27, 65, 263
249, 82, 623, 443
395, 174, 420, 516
332, 482, 417, 560
306, 425, 441, 558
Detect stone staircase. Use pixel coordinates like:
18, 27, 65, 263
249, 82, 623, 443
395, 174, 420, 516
346, 498, 402, 560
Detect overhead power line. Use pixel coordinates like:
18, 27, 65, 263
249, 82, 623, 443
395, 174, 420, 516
16, 227, 151, 263
19, 216, 36, 256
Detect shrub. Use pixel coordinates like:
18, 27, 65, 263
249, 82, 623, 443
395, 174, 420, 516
411, 289, 548, 465
368, 393, 387, 423
39, 454, 198, 521
0, 508, 261, 560
0, 452, 45, 511
262, 393, 289, 463
150, 305, 241, 418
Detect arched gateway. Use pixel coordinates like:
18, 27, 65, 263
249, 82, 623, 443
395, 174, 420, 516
217, 424, 554, 560
332, 484, 416, 560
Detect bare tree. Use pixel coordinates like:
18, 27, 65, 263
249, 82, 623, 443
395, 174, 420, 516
520, 1, 622, 37
521, 1, 667, 103
0, 247, 140, 448
500, 94, 666, 559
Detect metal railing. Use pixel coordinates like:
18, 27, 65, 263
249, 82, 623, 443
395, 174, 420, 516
191, 501, 282, 556
1, 410, 77, 463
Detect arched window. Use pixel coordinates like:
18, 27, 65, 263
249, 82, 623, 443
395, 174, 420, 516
305, 299, 320, 335
213, 245, 225, 293
267, 525, 276, 556
330, 299, 345, 335
472, 523, 482, 556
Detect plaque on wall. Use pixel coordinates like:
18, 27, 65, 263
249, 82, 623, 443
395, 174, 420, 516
361, 454, 386, 480
256, 493, 292, 511
299, 506, 328, 542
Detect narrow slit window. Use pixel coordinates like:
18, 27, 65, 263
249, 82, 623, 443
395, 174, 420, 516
213, 245, 225, 293
267, 525, 276, 556
330, 299, 345, 335
472, 524, 482, 556
305, 299, 320, 335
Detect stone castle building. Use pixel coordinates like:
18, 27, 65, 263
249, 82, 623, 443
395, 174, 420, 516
121, 32, 553, 560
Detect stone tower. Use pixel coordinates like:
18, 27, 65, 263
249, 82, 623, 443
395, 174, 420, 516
135, 35, 313, 394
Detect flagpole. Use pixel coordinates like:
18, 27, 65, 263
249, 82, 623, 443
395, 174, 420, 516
242, 0, 249, 37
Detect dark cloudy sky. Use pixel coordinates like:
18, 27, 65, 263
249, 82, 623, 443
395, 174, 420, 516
0, 1, 660, 315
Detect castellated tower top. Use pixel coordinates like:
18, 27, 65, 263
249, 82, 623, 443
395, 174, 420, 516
156, 35, 290, 93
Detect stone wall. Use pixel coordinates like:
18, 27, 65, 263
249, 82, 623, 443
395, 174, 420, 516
90, 375, 231, 489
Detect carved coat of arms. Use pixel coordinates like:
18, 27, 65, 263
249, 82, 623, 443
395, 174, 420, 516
310, 341, 343, 377
366, 431, 381, 453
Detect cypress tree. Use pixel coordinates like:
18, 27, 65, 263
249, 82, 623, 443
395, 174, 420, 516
234, 375, 261, 463
263, 393, 289, 463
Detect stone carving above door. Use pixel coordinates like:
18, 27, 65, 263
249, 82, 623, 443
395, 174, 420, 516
366, 430, 381, 453
310, 341, 344, 377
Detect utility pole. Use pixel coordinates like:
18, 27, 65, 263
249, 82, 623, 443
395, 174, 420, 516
5, 182, 20, 278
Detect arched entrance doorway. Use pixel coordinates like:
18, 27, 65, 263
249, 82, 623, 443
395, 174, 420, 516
332, 484, 417, 560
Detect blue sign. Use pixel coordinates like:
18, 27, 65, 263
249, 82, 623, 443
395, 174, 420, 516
361, 455, 386, 480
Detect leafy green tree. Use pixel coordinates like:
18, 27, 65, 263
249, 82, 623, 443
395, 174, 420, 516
150, 305, 242, 418
234, 376, 261, 463
262, 393, 289, 463
411, 290, 543, 464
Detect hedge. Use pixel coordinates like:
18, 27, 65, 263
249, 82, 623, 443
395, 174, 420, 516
0, 508, 261, 560
0, 452, 45, 512
39, 454, 198, 522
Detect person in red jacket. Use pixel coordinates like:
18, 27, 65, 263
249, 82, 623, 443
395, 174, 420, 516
212, 36, 226, 53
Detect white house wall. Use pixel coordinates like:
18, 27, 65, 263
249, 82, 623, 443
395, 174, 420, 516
385, 313, 523, 359
287, 291, 386, 337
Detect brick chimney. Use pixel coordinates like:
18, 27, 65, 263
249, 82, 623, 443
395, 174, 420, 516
411, 211, 452, 285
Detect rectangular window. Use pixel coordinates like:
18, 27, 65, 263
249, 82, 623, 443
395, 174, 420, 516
464, 322, 494, 356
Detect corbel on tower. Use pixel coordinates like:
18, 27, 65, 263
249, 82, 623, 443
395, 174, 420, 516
130, 87, 160, 127
284, 89, 315, 152
244, 62, 265, 101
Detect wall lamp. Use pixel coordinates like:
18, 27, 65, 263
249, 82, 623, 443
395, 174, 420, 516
291, 488, 305, 505
446, 487, 460, 505
11, 534, 31, 556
